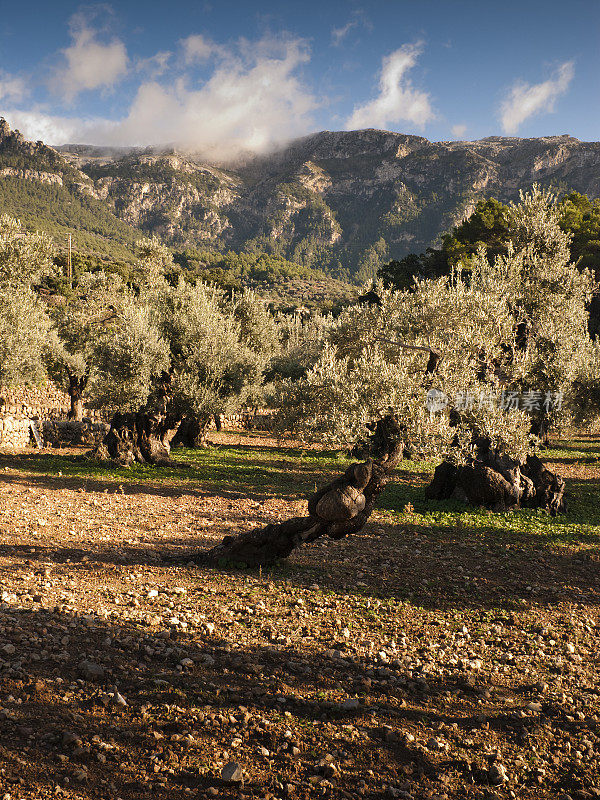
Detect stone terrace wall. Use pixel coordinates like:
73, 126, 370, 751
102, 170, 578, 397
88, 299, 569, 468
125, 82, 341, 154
0, 383, 104, 420
0, 383, 274, 450
0, 416, 35, 448
0, 382, 71, 416
0, 383, 104, 450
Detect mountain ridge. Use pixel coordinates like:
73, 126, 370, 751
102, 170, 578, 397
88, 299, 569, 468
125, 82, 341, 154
2, 118, 600, 279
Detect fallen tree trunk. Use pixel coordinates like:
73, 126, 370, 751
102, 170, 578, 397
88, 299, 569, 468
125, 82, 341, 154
192, 414, 404, 567
426, 444, 566, 515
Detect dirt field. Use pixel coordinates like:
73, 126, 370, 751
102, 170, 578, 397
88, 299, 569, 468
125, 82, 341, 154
0, 434, 598, 800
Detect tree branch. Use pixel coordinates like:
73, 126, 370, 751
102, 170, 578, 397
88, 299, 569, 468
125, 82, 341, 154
373, 335, 437, 354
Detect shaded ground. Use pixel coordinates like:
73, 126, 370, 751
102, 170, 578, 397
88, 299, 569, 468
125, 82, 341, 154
0, 432, 599, 800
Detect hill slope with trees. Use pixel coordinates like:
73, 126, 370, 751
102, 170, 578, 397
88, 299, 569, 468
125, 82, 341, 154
2, 118, 600, 282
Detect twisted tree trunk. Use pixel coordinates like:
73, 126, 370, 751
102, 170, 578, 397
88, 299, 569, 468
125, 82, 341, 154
426, 443, 566, 515
90, 372, 182, 465
171, 414, 213, 449
97, 409, 182, 466
67, 372, 88, 422
193, 414, 404, 567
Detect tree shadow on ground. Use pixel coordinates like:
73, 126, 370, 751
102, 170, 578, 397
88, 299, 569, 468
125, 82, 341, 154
0, 602, 593, 800
0, 604, 442, 799
246, 525, 600, 611
1, 512, 599, 613
0, 450, 339, 501
1, 443, 599, 613
199, 439, 343, 461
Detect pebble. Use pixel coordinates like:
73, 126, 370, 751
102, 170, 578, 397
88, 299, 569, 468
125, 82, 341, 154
78, 660, 105, 680
488, 764, 508, 785
62, 731, 82, 747
112, 691, 127, 707
221, 761, 243, 782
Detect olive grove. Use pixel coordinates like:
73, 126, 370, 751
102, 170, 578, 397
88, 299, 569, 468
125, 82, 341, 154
265, 188, 596, 518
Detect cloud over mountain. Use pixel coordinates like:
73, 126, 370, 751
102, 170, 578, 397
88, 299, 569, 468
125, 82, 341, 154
6, 33, 317, 160
500, 61, 574, 134
345, 42, 435, 131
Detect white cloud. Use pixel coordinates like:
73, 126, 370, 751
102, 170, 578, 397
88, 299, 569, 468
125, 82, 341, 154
331, 21, 356, 46
500, 61, 574, 135
0, 71, 27, 103
451, 123, 467, 138
0, 109, 116, 144
5, 35, 318, 160
331, 10, 371, 46
181, 34, 220, 64
136, 51, 171, 78
345, 42, 435, 131
51, 9, 129, 101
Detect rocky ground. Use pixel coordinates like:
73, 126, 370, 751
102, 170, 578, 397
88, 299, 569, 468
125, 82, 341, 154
0, 433, 598, 800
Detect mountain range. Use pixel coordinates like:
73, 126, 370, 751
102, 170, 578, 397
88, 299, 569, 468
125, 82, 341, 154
1, 117, 600, 281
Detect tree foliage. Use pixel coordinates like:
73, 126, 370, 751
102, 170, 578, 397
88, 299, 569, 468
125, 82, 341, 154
0, 216, 55, 387
275, 188, 595, 460
89, 241, 279, 430
378, 191, 600, 294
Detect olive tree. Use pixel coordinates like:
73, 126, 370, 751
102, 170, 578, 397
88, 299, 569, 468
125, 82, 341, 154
0, 216, 55, 388
47, 271, 133, 420
93, 242, 279, 463
272, 189, 590, 513
0, 286, 53, 389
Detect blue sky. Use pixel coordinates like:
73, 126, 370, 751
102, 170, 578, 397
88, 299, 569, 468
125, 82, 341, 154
0, 0, 598, 155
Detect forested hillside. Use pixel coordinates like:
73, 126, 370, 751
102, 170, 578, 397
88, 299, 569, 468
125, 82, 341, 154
0, 120, 140, 261
3, 118, 600, 284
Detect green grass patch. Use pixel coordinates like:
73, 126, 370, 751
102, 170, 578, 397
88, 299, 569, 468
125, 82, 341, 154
2, 433, 600, 551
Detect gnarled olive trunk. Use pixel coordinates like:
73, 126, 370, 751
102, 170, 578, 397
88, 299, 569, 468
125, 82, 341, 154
67, 373, 88, 422
90, 372, 181, 465
171, 415, 213, 449
193, 414, 404, 567
426, 442, 566, 515
96, 409, 182, 466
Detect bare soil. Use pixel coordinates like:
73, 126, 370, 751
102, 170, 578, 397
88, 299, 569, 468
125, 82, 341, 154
0, 435, 598, 800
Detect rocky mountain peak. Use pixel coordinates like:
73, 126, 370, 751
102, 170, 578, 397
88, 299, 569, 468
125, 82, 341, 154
0, 117, 25, 145
2, 124, 600, 279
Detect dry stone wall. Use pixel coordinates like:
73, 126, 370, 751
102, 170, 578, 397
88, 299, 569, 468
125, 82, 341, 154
0, 383, 274, 450
0, 383, 104, 420
42, 420, 109, 448
0, 382, 71, 415
0, 416, 36, 448
0, 383, 104, 450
